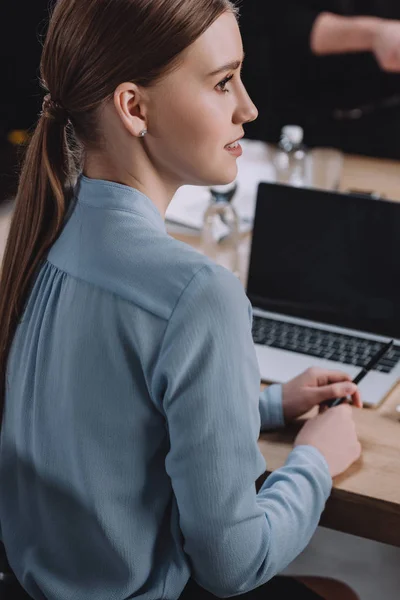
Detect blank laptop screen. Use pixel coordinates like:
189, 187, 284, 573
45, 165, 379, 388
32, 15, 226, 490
246, 183, 400, 339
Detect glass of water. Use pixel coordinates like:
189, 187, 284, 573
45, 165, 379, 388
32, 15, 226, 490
309, 147, 344, 191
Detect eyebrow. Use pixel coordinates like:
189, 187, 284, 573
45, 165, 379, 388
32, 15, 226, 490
208, 53, 245, 77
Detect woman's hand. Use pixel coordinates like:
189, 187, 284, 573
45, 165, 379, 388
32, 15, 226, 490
282, 367, 362, 423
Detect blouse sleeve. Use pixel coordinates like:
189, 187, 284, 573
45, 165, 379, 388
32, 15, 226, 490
152, 264, 331, 597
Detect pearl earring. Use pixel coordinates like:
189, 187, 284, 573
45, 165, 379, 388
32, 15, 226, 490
139, 129, 147, 137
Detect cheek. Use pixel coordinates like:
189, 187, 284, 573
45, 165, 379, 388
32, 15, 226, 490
147, 95, 236, 183
151, 92, 226, 148
168, 116, 230, 176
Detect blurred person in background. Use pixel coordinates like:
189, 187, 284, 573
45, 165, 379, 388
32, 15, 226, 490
240, 1, 400, 159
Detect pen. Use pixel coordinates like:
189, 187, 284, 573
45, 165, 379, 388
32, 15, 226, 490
325, 339, 394, 408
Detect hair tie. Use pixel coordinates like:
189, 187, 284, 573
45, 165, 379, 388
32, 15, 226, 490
42, 94, 69, 125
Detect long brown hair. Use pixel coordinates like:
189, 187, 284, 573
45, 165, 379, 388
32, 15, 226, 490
0, 0, 238, 425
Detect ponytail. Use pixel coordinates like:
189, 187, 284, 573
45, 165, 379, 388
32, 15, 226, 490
0, 0, 238, 428
0, 105, 76, 426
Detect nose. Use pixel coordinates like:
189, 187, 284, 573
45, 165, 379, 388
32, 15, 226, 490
233, 81, 258, 125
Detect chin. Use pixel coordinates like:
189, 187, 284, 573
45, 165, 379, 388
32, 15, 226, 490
184, 159, 238, 187
205, 164, 238, 187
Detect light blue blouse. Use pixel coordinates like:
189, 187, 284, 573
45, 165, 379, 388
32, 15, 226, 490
0, 176, 332, 600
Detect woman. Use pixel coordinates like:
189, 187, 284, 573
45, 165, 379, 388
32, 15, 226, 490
0, 1, 361, 598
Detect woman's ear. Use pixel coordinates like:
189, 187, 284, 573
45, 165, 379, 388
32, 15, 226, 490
113, 83, 148, 138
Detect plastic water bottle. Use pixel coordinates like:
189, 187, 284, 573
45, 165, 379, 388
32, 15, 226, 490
275, 125, 309, 187
201, 182, 240, 277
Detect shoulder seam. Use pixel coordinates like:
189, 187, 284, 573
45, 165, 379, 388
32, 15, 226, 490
167, 264, 212, 331
154, 263, 212, 370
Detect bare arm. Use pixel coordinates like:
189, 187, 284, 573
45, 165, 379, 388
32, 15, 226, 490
311, 13, 400, 72
310, 12, 381, 56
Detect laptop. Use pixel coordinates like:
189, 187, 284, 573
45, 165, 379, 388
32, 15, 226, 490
247, 183, 400, 407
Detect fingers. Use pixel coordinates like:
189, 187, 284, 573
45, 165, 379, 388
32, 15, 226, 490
317, 386, 363, 409
308, 367, 353, 387
351, 389, 363, 408
306, 368, 363, 408
315, 381, 357, 403
323, 371, 353, 386
325, 383, 363, 408
319, 395, 362, 412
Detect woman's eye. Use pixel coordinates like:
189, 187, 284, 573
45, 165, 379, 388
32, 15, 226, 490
216, 74, 234, 93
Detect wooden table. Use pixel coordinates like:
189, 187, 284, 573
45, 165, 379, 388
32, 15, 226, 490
174, 152, 400, 548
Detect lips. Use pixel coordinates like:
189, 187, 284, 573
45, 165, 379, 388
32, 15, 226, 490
224, 135, 244, 150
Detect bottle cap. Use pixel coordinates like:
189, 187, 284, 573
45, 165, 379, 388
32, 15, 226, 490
210, 182, 238, 203
281, 125, 304, 146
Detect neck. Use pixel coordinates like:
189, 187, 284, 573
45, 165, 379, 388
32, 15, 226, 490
83, 149, 180, 219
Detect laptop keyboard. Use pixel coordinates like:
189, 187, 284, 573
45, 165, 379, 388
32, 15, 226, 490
252, 316, 400, 374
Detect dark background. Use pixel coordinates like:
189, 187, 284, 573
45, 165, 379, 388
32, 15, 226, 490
0, 1, 52, 202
